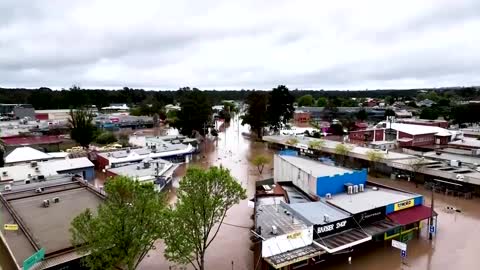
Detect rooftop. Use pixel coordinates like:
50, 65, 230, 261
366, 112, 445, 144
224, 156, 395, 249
448, 138, 480, 149
0, 157, 94, 182
263, 135, 412, 161
98, 144, 195, 165
0, 179, 104, 264
2, 135, 63, 147
107, 160, 178, 182
5, 147, 53, 164
285, 201, 350, 226
376, 121, 453, 136
255, 203, 309, 239
278, 155, 353, 178
327, 185, 419, 214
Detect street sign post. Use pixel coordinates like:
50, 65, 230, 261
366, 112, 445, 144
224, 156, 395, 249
23, 248, 45, 270
3, 224, 18, 231
391, 239, 407, 251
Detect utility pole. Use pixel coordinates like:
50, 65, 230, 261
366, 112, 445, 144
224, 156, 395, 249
429, 182, 435, 240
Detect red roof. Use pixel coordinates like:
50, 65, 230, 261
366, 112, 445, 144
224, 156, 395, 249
1, 135, 63, 146
387, 205, 436, 225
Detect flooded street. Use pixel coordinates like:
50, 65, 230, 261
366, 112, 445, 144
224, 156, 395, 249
137, 118, 480, 270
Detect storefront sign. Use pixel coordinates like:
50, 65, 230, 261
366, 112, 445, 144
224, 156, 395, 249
394, 199, 415, 211
354, 207, 386, 225
391, 239, 407, 251
315, 218, 353, 237
287, 231, 302, 239
3, 224, 18, 231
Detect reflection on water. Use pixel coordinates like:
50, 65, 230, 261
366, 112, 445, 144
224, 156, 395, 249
138, 116, 480, 270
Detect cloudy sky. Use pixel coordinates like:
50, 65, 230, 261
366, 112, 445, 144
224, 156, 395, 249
1, 0, 479, 90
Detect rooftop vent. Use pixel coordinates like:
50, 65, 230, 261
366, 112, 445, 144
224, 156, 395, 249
372, 187, 379, 191
359, 184, 365, 192
353, 185, 359, 194
324, 214, 330, 223
24, 180, 31, 185
35, 167, 40, 172
35, 187, 44, 193
4, 185, 12, 191
271, 225, 278, 235
136, 165, 141, 170
325, 193, 332, 199
31, 161, 38, 168
347, 186, 353, 195
53, 197, 60, 203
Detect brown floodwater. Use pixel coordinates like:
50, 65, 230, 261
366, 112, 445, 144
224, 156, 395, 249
122, 117, 480, 270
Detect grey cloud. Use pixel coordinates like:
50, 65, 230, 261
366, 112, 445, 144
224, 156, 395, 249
0, 0, 479, 89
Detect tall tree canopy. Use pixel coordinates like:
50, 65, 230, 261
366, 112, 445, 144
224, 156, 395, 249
316, 97, 327, 107
70, 176, 166, 270
68, 108, 96, 148
162, 166, 246, 270
176, 89, 212, 136
241, 92, 269, 138
266, 85, 295, 130
356, 109, 368, 121
297, 95, 314, 107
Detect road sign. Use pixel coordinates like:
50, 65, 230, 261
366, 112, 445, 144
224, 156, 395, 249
401, 250, 407, 258
23, 248, 45, 270
392, 239, 407, 251
430, 225, 435, 234
3, 224, 18, 231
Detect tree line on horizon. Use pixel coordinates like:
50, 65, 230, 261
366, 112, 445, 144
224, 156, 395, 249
2, 85, 479, 110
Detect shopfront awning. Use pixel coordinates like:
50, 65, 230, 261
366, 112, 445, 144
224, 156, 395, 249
264, 244, 325, 269
314, 228, 372, 253
387, 205, 437, 225
362, 219, 400, 236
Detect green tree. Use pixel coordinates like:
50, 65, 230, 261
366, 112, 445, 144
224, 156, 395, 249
385, 96, 395, 105
308, 139, 325, 150
68, 108, 96, 149
408, 158, 425, 183
162, 166, 246, 270
366, 150, 385, 177
95, 132, 118, 145
286, 137, 299, 145
176, 89, 212, 136
323, 99, 339, 120
241, 92, 268, 138
384, 109, 395, 118
266, 85, 295, 131
334, 143, 352, 166
356, 109, 368, 121
70, 176, 166, 270
297, 95, 314, 107
251, 155, 271, 174
420, 107, 439, 120
118, 132, 130, 147
316, 97, 327, 107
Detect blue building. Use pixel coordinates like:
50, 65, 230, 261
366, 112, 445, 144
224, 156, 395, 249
274, 153, 368, 197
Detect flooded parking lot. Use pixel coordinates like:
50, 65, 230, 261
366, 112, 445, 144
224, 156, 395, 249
138, 117, 480, 270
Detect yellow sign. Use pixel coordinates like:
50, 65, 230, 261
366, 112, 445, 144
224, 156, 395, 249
394, 199, 415, 211
3, 224, 19, 231
287, 231, 302, 239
